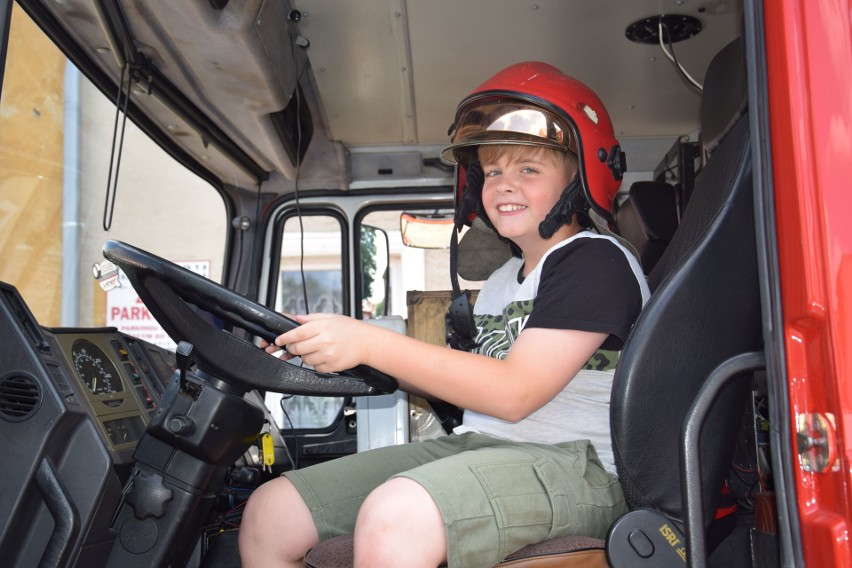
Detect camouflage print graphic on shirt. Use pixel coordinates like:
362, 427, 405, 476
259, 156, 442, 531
473, 299, 534, 359
583, 349, 620, 371
473, 299, 621, 370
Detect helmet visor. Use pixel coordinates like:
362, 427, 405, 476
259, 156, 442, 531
442, 98, 577, 164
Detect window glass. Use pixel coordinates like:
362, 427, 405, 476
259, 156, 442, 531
358, 206, 481, 320
275, 213, 345, 315
265, 204, 483, 432
0, 6, 227, 338
268, 213, 345, 430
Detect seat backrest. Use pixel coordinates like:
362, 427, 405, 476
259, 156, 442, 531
700, 37, 748, 157
614, 180, 679, 273
610, 36, 760, 528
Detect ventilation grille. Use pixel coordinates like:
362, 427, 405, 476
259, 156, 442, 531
0, 375, 41, 421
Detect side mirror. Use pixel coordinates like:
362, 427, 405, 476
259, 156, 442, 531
361, 224, 389, 317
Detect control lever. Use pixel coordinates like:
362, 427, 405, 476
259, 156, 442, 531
175, 341, 195, 393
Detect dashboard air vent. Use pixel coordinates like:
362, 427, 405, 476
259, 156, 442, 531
0, 374, 41, 421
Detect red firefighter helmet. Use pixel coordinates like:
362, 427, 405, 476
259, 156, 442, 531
443, 61, 626, 229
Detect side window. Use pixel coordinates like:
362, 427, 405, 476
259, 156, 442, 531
0, 5, 227, 334
268, 212, 346, 430
357, 205, 480, 320
359, 223, 390, 319
275, 213, 346, 315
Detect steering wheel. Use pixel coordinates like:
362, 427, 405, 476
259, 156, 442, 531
102, 240, 398, 396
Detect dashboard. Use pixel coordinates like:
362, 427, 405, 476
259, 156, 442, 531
0, 282, 174, 465
0, 280, 285, 567
51, 330, 173, 455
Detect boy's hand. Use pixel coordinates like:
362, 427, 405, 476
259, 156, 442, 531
270, 313, 369, 373
259, 337, 297, 362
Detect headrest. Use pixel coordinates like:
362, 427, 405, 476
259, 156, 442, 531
625, 181, 679, 241
457, 218, 513, 281
700, 37, 747, 154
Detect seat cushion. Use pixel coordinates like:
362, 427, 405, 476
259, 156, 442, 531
304, 535, 355, 568
496, 536, 607, 567
304, 534, 606, 568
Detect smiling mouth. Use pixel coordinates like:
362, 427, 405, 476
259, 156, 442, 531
497, 204, 527, 213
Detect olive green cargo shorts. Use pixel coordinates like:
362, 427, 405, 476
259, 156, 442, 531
284, 432, 626, 567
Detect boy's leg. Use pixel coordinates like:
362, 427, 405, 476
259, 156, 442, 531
393, 436, 626, 568
239, 434, 474, 566
241, 434, 624, 567
354, 477, 447, 568
239, 476, 318, 568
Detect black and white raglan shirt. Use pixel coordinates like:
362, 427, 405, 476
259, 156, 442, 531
454, 231, 651, 476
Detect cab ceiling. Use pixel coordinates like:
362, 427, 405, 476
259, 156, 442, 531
298, 0, 742, 145
24, 0, 742, 190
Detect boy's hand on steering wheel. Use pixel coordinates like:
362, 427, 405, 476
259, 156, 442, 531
259, 337, 297, 361
271, 313, 371, 374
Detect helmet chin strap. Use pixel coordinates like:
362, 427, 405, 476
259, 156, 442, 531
456, 160, 484, 231
445, 159, 485, 352
538, 176, 590, 238
446, 226, 479, 352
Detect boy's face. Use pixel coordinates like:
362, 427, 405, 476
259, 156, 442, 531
479, 148, 574, 248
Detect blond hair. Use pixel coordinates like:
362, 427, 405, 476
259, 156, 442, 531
477, 144, 578, 179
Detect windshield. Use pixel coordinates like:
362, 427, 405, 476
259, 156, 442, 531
0, 5, 226, 336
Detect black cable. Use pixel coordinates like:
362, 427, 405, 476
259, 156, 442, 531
286, 35, 310, 316
279, 397, 299, 470
103, 63, 132, 231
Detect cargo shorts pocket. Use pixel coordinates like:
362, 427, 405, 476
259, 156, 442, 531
539, 442, 626, 540
468, 460, 556, 562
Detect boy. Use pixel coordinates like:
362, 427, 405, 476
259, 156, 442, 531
239, 61, 650, 568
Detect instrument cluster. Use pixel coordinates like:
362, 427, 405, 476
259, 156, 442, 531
53, 331, 174, 456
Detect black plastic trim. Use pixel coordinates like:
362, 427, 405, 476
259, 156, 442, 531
36, 457, 79, 568
0, 0, 12, 99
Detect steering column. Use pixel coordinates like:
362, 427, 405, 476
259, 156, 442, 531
106, 343, 264, 567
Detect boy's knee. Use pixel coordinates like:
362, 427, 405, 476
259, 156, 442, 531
354, 478, 447, 566
357, 477, 424, 528
239, 477, 319, 565
242, 476, 287, 525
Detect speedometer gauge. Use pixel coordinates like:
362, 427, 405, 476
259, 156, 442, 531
71, 339, 124, 395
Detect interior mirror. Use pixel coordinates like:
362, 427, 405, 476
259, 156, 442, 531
400, 210, 462, 249
361, 224, 389, 317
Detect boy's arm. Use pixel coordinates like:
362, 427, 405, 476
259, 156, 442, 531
273, 313, 606, 421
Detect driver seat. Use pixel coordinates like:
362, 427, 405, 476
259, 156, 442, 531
303, 36, 756, 568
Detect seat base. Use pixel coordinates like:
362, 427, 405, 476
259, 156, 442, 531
303, 534, 607, 568
497, 535, 607, 567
